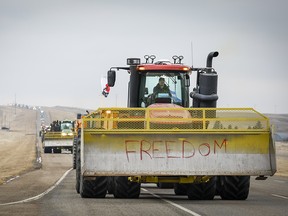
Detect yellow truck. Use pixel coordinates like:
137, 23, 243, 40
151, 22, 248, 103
75, 52, 276, 200
43, 120, 75, 153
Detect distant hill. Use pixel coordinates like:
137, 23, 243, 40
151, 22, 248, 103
266, 114, 288, 141
52, 106, 89, 114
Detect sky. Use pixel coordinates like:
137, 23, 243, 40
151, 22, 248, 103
0, 0, 287, 113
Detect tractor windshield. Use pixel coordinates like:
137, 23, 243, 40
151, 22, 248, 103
141, 72, 185, 107
61, 122, 73, 131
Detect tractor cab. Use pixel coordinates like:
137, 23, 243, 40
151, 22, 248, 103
107, 56, 192, 108
139, 69, 191, 107
107, 52, 219, 108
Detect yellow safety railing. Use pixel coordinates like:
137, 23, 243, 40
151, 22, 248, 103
82, 107, 270, 133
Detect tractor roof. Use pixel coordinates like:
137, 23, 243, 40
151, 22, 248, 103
136, 63, 192, 73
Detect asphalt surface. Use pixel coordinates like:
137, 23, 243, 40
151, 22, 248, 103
1, 163, 287, 216
38, 172, 288, 216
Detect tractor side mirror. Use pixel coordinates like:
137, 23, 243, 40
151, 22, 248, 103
107, 70, 116, 87
145, 87, 149, 94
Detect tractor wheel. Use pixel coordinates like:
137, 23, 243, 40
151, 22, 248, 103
187, 177, 216, 200
75, 139, 81, 194
215, 176, 221, 195
72, 137, 77, 169
107, 177, 114, 194
44, 147, 51, 153
53, 148, 61, 154
80, 176, 108, 198
218, 176, 250, 200
113, 176, 141, 198
174, 183, 188, 195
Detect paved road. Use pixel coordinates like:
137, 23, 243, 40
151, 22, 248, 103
36, 172, 288, 216
2, 167, 286, 216
1, 146, 287, 216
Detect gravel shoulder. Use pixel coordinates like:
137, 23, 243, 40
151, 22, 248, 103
0, 105, 79, 204
0, 106, 37, 185
275, 142, 288, 177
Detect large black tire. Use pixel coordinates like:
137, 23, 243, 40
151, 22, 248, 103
53, 148, 61, 154
75, 139, 81, 194
80, 176, 108, 198
215, 176, 221, 195
72, 137, 77, 169
68, 147, 73, 153
174, 183, 188, 195
187, 177, 216, 200
44, 147, 51, 153
113, 176, 141, 198
107, 177, 114, 194
218, 176, 250, 200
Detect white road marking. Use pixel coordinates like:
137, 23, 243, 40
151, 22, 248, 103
271, 194, 288, 200
141, 188, 202, 216
0, 168, 72, 206
5, 176, 20, 184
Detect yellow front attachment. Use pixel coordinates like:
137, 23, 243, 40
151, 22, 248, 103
44, 132, 75, 140
81, 107, 276, 177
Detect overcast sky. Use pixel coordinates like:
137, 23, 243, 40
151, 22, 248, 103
0, 0, 287, 113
